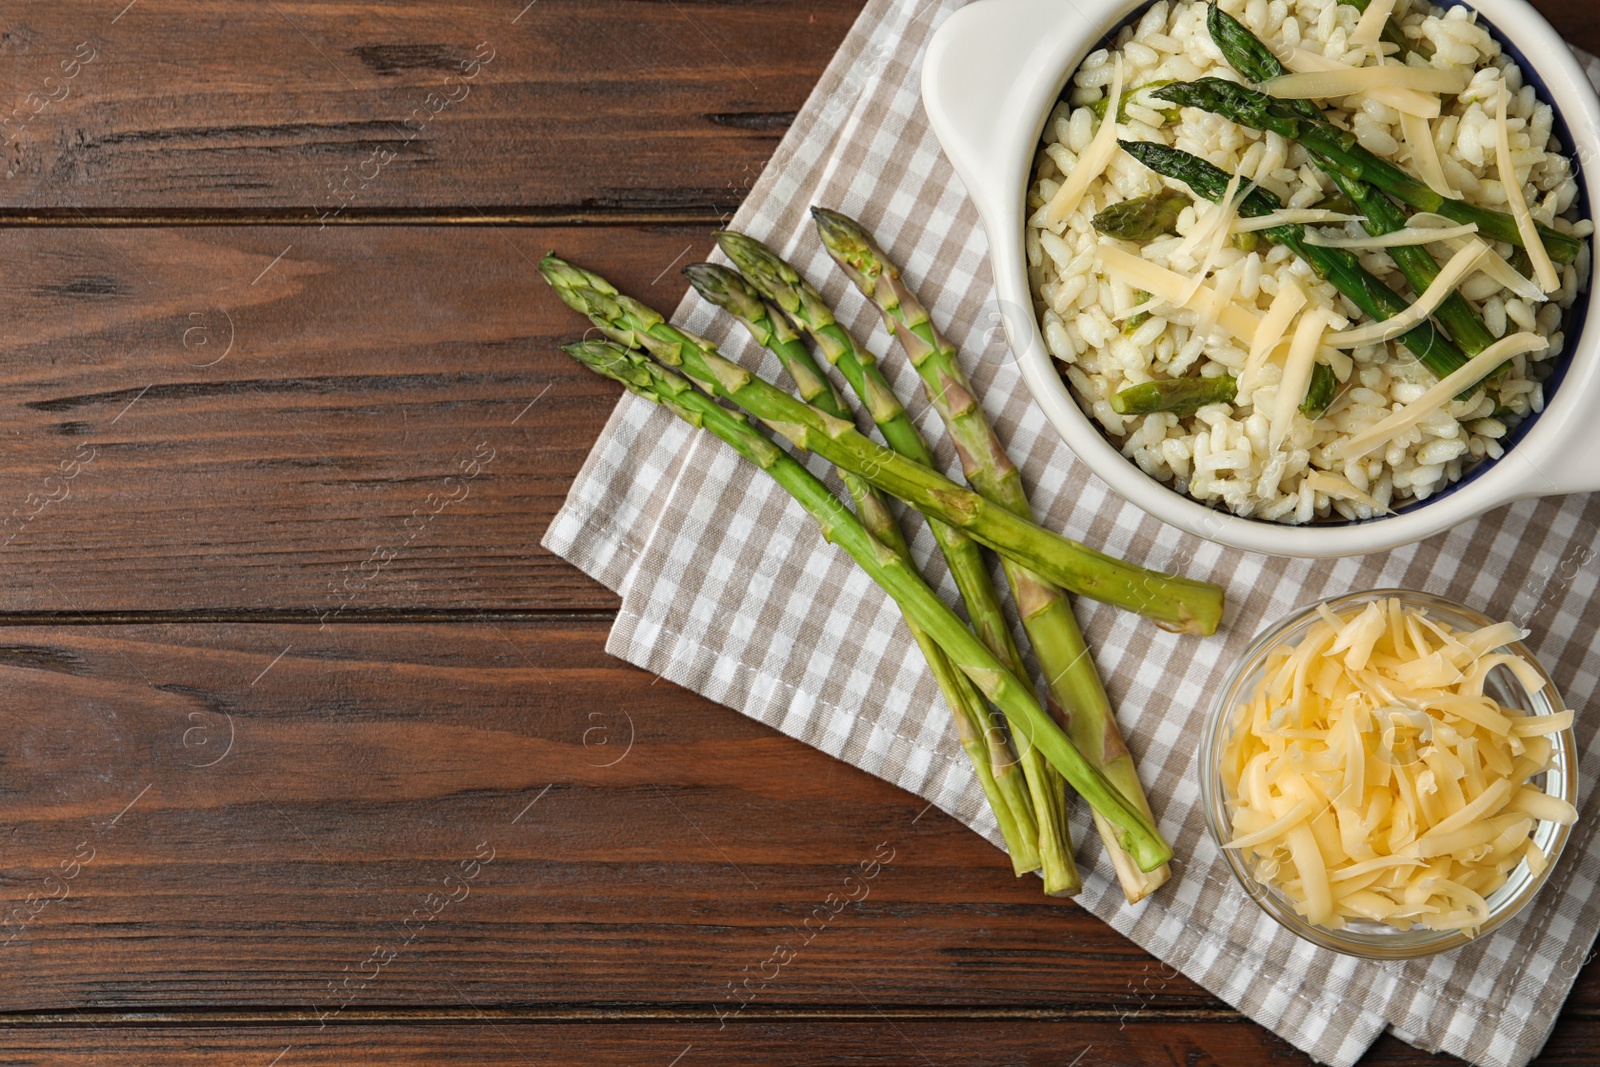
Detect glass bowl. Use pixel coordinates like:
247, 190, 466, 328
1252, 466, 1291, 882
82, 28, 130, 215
1200, 588, 1579, 959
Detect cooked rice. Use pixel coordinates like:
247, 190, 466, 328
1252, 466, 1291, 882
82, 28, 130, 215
1027, 0, 1592, 523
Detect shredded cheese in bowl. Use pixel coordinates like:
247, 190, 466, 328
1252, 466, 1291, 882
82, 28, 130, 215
1201, 590, 1578, 959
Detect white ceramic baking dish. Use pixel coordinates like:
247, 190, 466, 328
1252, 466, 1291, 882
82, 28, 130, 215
922, 0, 1600, 557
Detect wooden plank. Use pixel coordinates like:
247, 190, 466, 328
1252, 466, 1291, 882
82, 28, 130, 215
0, 1017, 1334, 1066
0, 617, 1234, 1012
0, 0, 862, 217
0, 224, 724, 614
0, 1015, 1597, 1065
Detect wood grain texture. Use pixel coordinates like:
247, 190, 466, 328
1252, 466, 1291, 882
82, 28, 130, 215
1, 1018, 1600, 1066
0, 224, 726, 615
0, 0, 1590, 223
0, 1018, 1367, 1066
0, 0, 863, 217
0, 617, 1218, 1013
1, 1018, 1592, 1067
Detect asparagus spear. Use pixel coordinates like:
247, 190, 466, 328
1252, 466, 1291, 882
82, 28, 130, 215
1153, 78, 1582, 264
1299, 362, 1338, 418
1091, 79, 1180, 124
562, 337, 1174, 874
540, 255, 1225, 633
1112, 376, 1238, 416
1094, 190, 1190, 241
1206, 5, 1500, 360
812, 207, 1171, 902
1120, 140, 1476, 383
1329, 174, 1500, 353
707, 236, 1080, 894
1123, 291, 1154, 334
682, 262, 1044, 877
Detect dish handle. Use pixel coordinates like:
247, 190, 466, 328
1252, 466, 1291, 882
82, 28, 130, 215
1498, 429, 1600, 500
921, 0, 1093, 229
1480, 336, 1600, 502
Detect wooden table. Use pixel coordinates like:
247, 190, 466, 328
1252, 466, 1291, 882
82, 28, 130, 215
0, 2, 1594, 1063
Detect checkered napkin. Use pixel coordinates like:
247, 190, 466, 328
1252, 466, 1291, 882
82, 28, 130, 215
544, 3, 1600, 1062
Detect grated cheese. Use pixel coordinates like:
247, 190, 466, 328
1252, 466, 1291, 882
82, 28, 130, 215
1174, 174, 1251, 311
1045, 56, 1124, 231
1446, 238, 1546, 301
1402, 112, 1456, 198
1096, 244, 1265, 345
1305, 471, 1390, 512
1302, 221, 1478, 249
1349, 0, 1396, 51
1514, 710, 1575, 737
1173, 173, 1238, 264
1195, 261, 1242, 343
1410, 209, 1547, 300
1275, 46, 1452, 117
1220, 598, 1574, 933
1322, 240, 1490, 347
1271, 306, 1331, 450
1495, 83, 1561, 293
1241, 279, 1307, 392
1118, 294, 1164, 321
1231, 210, 1365, 233
1338, 332, 1548, 460
1262, 65, 1469, 100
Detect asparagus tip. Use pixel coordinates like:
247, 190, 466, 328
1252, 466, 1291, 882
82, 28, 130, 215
715, 230, 781, 281
681, 261, 728, 292
683, 262, 768, 322
714, 230, 828, 324
809, 205, 863, 245
561, 339, 645, 386
712, 229, 757, 257
811, 206, 887, 289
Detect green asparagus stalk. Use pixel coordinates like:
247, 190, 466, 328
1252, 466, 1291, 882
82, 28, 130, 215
812, 207, 1172, 902
707, 236, 1080, 894
541, 254, 1225, 637
561, 337, 1173, 873
1206, 5, 1500, 361
1152, 78, 1582, 264
1091, 78, 1179, 123
1120, 140, 1476, 383
683, 262, 1043, 877
1093, 189, 1191, 241
1323, 172, 1508, 398
1299, 363, 1338, 418
1326, 172, 1499, 357
1204, 8, 1307, 114
1112, 376, 1238, 416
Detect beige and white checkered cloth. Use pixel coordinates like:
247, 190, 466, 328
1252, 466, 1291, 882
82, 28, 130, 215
544, 2, 1600, 1063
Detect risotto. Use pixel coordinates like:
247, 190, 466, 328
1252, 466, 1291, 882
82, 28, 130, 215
1027, 0, 1592, 523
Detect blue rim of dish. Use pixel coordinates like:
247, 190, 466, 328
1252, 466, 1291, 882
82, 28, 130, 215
1051, 0, 1590, 527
